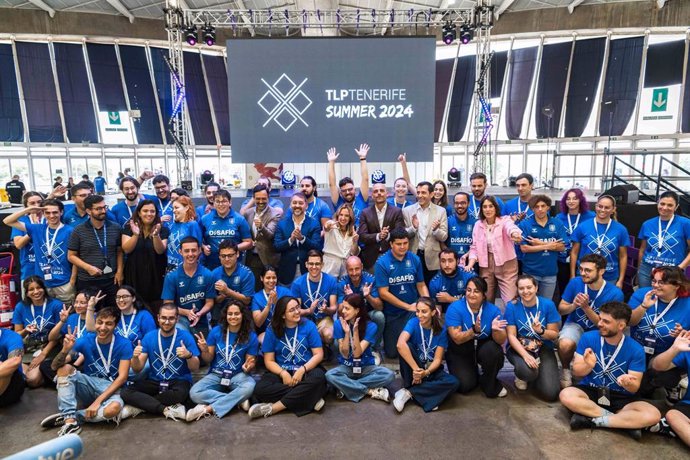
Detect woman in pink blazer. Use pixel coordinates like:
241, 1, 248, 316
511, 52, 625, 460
465, 196, 523, 305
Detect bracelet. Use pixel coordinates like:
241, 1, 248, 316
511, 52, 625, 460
640, 304, 650, 310
359, 158, 366, 161
302, 365, 308, 373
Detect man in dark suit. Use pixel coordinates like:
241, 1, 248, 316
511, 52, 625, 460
274, 192, 323, 285
358, 182, 405, 272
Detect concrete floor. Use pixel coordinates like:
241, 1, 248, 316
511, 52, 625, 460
1, 365, 688, 460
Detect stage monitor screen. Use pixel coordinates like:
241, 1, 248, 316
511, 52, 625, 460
226, 37, 436, 163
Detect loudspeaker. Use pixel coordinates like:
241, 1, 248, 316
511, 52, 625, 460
602, 184, 639, 204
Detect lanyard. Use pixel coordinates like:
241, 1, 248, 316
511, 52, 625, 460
466, 301, 483, 332
419, 322, 434, 362
657, 215, 675, 252
348, 324, 356, 360
307, 275, 323, 306
651, 297, 677, 328
285, 325, 299, 363
567, 213, 580, 234
30, 300, 48, 332
157, 328, 178, 371
92, 222, 108, 258
126, 201, 139, 218
45, 224, 64, 258
471, 197, 480, 219
306, 201, 316, 218
584, 281, 607, 308
158, 198, 171, 215
599, 336, 625, 373
594, 220, 612, 250
96, 336, 116, 378
120, 313, 136, 338
76, 316, 86, 338
521, 298, 541, 335
224, 331, 238, 365
517, 200, 527, 214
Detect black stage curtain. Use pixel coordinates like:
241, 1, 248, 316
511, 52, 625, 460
505, 47, 537, 140
535, 41, 572, 139
0, 44, 24, 142
120, 45, 163, 145
644, 40, 685, 88
435, 58, 454, 141
564, 38, 606, 138
490, 51, 508, 99
446, 56, 476, 142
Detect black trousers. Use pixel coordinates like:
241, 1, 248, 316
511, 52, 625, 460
417, 250, 438, 286
638, 365, 685, 398
254, 367, 328, 417
0, 370, 25, 407
76, 277, 118, 310
244, 252, 265, 292
121, 379, 191, 414
446, 338, 505, 398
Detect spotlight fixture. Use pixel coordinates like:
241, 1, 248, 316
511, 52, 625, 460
447, 168, 462, 186
184, 25, 198, 46
202, 24, 216, 46
442, 22, 456, 45
459, 24, 474, 44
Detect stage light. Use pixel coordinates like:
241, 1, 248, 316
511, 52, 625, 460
442, 22, 456, 45
447, 168, 461, 186
459, 24, 473, 44
202, 24, 216, 46
184, 25, 198, 46
281, 170, 296, 189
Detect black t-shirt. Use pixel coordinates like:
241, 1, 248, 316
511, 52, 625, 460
5, 180, 25, 204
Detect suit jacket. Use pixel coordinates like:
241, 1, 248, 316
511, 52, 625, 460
242, 205, 283, 267
274, 214, 323, 285
403, 202, 449, 271
357, 204, 405, 270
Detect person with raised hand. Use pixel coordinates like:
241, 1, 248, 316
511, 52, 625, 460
187, 302, 258, 421
327, 143, 370, 227
387, 153, 416, 209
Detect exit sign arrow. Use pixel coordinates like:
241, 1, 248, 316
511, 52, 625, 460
651, 88, 668, 112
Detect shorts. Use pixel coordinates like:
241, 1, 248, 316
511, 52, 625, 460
0, 370, 26, 407
47, 283, 76, 304
559, 322, 585, 343
670, 402, 690, 418
576, 384, 639, 413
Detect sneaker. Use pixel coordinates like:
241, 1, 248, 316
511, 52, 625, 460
313, 398, 325, 412
665, 386, 681, 407
369, 387, 390, 403
514, 378, 528, 391
372, 351, 382, 366
335, 389, 345, 400
120, 405, 144, 420
239, 399, 251, 412
647, 417, 677, 438
248, 403, 273, 419
163, 403, 187, 421
393, 388, 412, 413
57, 422, 81, 437
498, 387, 508, 398
40, 413, 66, 428
569, 414, 595, 431
185, 404, 209, 422
431, 406, 439, 411
560, 369, 572, 389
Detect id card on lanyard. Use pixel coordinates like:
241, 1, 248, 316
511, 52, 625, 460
419, 323, 434, 369
596, 336, 625, 406
92, 222, 112, 274
285, 325, 300, 370
643, 297, 677, 354
593, 220, 612, 253
656, 215, 675, 256
96, 336, 116, 381
157, 328, 178, 378
221, 331, 238, 386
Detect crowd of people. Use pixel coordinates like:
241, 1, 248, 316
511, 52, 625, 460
1, 147, 689, 449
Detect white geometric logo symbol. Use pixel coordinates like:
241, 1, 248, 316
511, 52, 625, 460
258, 74, 312, 132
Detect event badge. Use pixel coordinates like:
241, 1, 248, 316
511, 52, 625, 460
597, 387, 610, 407
103, 265, 113, 275
221, 369, 234, 387
159, 381, 170, 393
352, 358, 362, 375
42, 265, 52, 281
643, 336, 656, 355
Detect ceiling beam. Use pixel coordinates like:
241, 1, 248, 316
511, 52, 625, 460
567, 0, 585, 14
105, 0, 135, 23
494, 0, 515, 20
26, 0, 56, 18
234, 0, 256, 37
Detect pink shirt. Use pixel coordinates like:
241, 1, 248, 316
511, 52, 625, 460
468, 216, 522, 267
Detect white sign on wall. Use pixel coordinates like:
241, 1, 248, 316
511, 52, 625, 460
97, 111, 135, 144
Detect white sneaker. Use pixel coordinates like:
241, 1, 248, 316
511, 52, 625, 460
239, 399, 251, 412
185, 404, 209, 422
393, 388, 412, 412
369, 387, 390, 403
498, 387, 508, 398
372, 351, 382, 366
163, 403, 187, 421
514, 378, 528, 391
560, 368, 572, 389
313, 398, 325, 412
120, 404, 144, 420
248, 403, 273, 419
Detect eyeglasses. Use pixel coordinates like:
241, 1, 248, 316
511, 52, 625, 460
159, 316, 178, 323
115, 295, 132, 300
651, 279, 667, 286
154, 185, 168, 191
306, 262, 322, 267
214, 200, 230, 205
219, 253, 238, 259
92, 206, 108, 211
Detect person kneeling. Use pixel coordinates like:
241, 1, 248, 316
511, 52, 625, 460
41, 307, 132, 436
187, 302, 258, 421
325, 294, 394, 403
249, 296, 328, 418
559, 301, 661, 440
121, 303, 200, 421
394, 297, 459, 413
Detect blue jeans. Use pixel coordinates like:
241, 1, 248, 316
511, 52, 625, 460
369, 310, 385, 351
384, 311, 415, 359
176, 316, 209, 337
325, 365, 395, 402
57, 371, 123, 423
189, 372, 256, 418
532, 275, 557, 301
637, 260, 654, 288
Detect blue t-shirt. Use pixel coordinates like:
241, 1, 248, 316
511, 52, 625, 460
211, 264, 256, 308
518, 216, 569, 277
672, 352, 690, 405
251, 286, 292, 333
504, 296, 561, 347
262, 319, 322, 370
144, 194, 174, 228
141, 328, 200, 383
161, 265, 216, 329
571, 219, 630, 282
387, 197, 414, 209
638, 215, 690, 267
403, 317, 449, 364
333, 320, 377, 367
63, 207, 116, 227
336, 272, 379, 306
445, 299, 502, 340
291, 272, 338, 321
503, 197, 534, 221
562, 277, 625, 331
25, 222, 74, 288
428, 270, 474, 308
195, 204, 212, 221
207, 326, 259, 375
60, 313, 91, 339
0, 329, 24, 372
446, 213, 476, 258
12, 299, 62, 343
375, 250, 424, 317
73, 332, 133, 380
469, 195, 504, 220
110, 201, 139, 228
166, 220, 203, 268
115, 310, 157, 346
200, 210, 252, 268
94, 176, 107, 193
629, 288, 690, 355
11, 215, 37, 279
335, 192, 368, 227
556, 211, 596, 263
576, 330, 646, 395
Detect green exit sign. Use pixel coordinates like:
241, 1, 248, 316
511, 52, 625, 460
651, 88, 668, 112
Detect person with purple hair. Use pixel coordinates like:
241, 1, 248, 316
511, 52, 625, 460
555, 189, 595, 297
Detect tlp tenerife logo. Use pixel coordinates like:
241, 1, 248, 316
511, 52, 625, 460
258, 74, 312, 132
